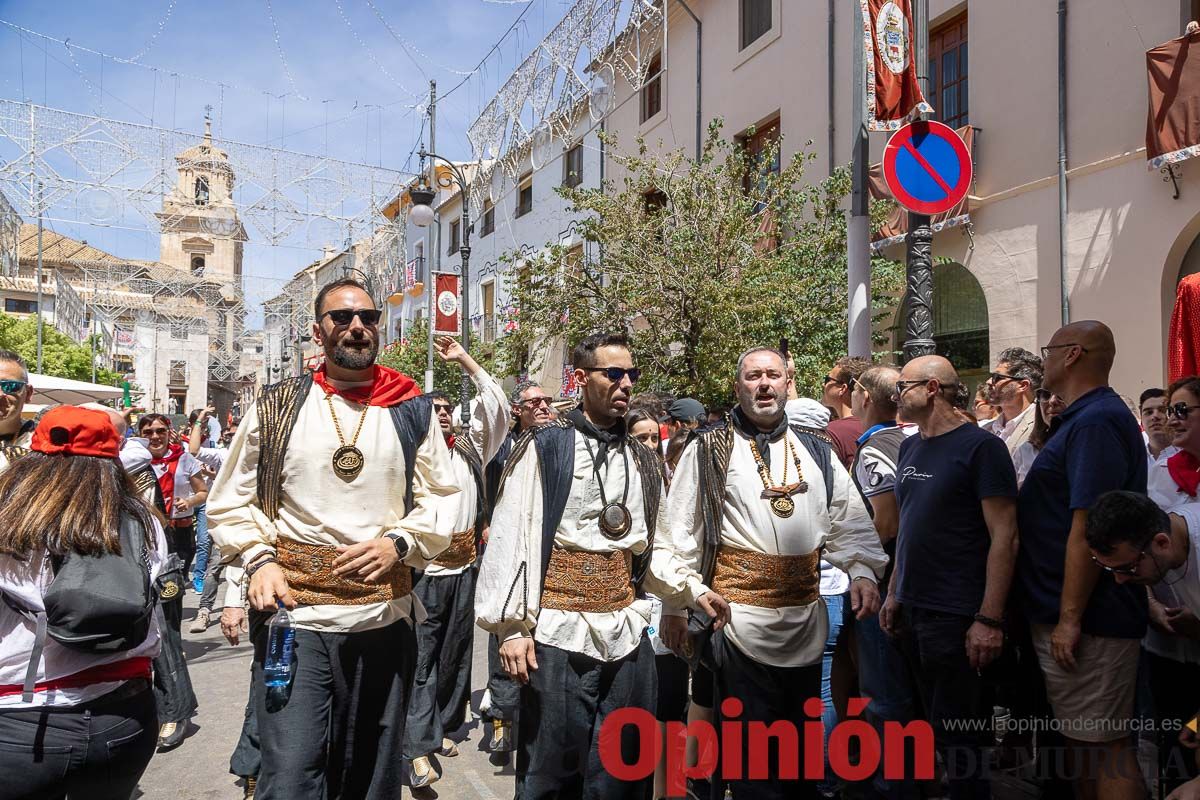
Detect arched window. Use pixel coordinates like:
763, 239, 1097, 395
195, 176, 210, 206
894, 261, 990, 388
191, 255, 205, 276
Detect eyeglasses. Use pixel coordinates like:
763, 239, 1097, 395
1167, 402, 1200, 420
823, 374, 844, 386
520, 396, 552, 408
987, 372, 1017, 385
0, 379, 27, 395
1090, 549, 1147, 576
319, 308, 382, 327
1039, 343, 1088, 360
582, 366, 641, 384
893, 379, 929, 397
433, 404, 454, 414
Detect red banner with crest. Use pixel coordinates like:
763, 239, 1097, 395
861, 0, 933, 131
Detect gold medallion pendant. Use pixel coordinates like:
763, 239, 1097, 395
332, 445, 365, 480
770, 495, 796, 518
599, 502, 633, 540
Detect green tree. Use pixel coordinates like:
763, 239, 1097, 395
494, 122, 902, 407
376, 318, 499, 401
0, 313, 122, 385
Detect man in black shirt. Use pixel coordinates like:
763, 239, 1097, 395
882, 356, 1019, 799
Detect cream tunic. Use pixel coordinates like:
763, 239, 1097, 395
207, 383, 460, 633
425, 370, 510, 578
476, 429, 691, 662
656, 428, 888, 668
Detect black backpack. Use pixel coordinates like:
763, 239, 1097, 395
1, 513, 156, 702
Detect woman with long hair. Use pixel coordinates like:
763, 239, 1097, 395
0, 406, 167, 798
1012, 388, 1066, 487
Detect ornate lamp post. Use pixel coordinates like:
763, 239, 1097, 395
408, 149, 472, 426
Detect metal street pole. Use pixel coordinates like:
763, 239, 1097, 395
425, 80, 437, 394
847, 0, 871, 359
35, 180, 43, 374
458, 192, 471, 427
902, 0, 935, 363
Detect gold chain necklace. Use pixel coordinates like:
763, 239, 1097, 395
325, 388, 374, 480
748, 437, 808, 518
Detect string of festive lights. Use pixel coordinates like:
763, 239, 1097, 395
363, 0, 476, 78
331, 0, 414, 97
263, 0, 308, 100
126, 0, 177, 63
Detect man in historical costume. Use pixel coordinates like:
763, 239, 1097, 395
0, 350, 36, 467
404, 337, 510, 788
477, 331, 730, 800
480, 380, 556, 755
207, 278, 459, 799
658, 347, 888, 800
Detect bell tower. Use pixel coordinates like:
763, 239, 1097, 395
157, 107, 247, 282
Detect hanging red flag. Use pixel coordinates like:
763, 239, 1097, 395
861, 0, 933, 131
433, 273, 460, 335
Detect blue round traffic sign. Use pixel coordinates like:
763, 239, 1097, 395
882, 121, 973, 215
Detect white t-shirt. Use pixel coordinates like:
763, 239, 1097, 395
150, 451, 203, 519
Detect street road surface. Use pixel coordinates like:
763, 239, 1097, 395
137, 591, 515, 799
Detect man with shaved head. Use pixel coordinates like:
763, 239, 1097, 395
882, 355, 1019, 798
1016, 321, 1147, 800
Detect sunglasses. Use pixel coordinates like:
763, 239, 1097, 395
893, 379, 929, 396
433, 404, 454, 414
987, 372, 1017, 385
1090, 549, 1147, 576
1035, 389, 1054, 403
520, 396, 552, 408
1167, 402, 1200, 420
320, 308, 382, 326
0, 379, 27, 395
583, 366, 641, 384
1039, 343, 1088, 360
142, 427, 171, 436
823, 374, 843, 386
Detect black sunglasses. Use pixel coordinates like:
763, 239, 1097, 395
893, 379, 928, 397
1034, 389, 1054, 403
823, 374, 843, 386
520, 396, 552, 408
987, 371, 1017, 385
0, 379, 28, 395
1167, 402, 1200, 420
583, 366, 641, 384
320, 308, 382, 326
433, 404, 454, 414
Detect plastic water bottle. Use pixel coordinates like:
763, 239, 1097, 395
263, 601, 295, 688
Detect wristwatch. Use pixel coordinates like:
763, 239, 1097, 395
385, 532, 409, 560
973, 613, 1004, 629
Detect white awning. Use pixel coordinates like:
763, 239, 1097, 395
28, 373, 124, 406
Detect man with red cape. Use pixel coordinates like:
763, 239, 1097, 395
208, 278, 460, 799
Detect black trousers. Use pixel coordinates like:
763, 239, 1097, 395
153, 530, 198, 725
403, 568, 477, 765
229, 645, 262, 780
487, 633, 523, 722
250, 611, 417, 800
517, 634, 657, 800
1146, 650, 1200, 793
897, 606, 992, 800
710, 631, 821, 800
0, 681, 157, 800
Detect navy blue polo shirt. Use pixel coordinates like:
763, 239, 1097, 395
1016, 386, 1148, 638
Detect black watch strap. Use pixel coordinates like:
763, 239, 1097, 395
973, 613, 1004, 629
386, 533, 409, 560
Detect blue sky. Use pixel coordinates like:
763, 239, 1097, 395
0, 0, 576, 295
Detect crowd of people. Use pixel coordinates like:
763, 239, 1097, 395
0, 276, 1198, 800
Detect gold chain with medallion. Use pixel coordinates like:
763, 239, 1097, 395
326, 388, 375, 480
748, 437, 806, 518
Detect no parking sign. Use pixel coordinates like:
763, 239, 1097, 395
882, 120, 973, 215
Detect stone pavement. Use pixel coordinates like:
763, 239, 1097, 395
136, 589, 516, 800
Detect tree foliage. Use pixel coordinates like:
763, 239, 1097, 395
376, 318, 499, 401
493, 122, 903, 407
0, 313, 121, 385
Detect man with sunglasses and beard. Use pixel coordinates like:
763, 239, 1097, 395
477, 331, 728, 799
207, 279, 460, 799
404, 337, 510, 789
0, 350, 35, 467
658, 347, 886, 799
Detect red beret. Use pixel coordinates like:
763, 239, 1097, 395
31, 406, 121, 459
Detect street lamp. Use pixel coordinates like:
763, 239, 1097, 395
408, 149, 473, 426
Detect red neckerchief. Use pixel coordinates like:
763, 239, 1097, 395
152, 443, 185, 515
1168, 449, 1200, 498
311, 364, 421, 408
446, 434, 456, 450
